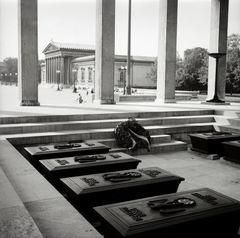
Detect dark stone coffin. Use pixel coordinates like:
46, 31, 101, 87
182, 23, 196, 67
24, 141, 110, 171
188, 132, 240, 156
60, 166, 184, 221
94, 188, 240, 238
222, 140, 240, 164
39, 152, 141, 190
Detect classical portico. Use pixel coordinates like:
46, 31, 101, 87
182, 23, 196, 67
18, 0, 230, 105
42, 42, 95, 86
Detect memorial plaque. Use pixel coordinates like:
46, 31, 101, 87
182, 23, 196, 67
24, 141, 110, 170
94, 188, 240, 238
60, 167, 184, 221
39, 152, 141, 190
222, 140, 240, 164
188, 132, 240, 156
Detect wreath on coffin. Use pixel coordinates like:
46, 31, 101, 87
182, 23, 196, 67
114, 117, 151, 151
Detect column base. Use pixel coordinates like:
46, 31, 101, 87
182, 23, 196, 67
155, 98, 176, 104
93, 99, 116, 105
201, 101, 230, 105
20, 100, 40, 106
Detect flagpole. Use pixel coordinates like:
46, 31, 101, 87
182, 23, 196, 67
126, 0, 131, 95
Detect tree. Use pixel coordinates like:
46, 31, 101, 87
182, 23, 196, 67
227, 34, 240, 50
0, 57, 18, 83
226, 34, 240, 94
176, 47, 209, 90
146, 57, 157, 83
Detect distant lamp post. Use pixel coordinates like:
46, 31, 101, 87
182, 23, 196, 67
9, 73, 12, 85
206, 53, 226, 103
92, 68, 95, 93
72, 68, 77, 93
120, 66, 127, 95
56, 70, 61, 91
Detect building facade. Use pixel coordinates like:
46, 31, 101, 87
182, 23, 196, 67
41, 41, 156, 89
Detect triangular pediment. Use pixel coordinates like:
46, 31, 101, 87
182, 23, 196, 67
42, 43, 60, 54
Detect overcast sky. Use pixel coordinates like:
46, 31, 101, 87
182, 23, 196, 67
0, 0, 240, 61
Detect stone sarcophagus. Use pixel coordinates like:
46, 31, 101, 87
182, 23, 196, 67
94, 188, 240, 238
60, 166, 184, 221
39, 152, 141, 190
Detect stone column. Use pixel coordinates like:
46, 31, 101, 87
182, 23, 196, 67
18, 0, 40, 106
60, 57, 65, 85
94, 0, 115, 104
50, 58, 53, 84
207, 0, 229, 101
53, 58, 56, 84
46, 58, 49, 84
49, 58, 52, 84
155, 0, 178, 104
47, 58, 50, 84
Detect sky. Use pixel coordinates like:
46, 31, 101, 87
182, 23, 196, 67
0, 0, 240, 61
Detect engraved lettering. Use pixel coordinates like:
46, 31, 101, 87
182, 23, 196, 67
139, 169, 161, 178
120, 207, 146, 221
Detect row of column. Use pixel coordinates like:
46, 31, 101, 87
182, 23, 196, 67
45, 56, 64, 85
18, 0, 229, 106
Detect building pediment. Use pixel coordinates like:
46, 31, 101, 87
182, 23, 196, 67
42, 43, 60, 54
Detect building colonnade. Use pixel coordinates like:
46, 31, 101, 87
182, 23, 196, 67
18, 0, 229, 106
45, 56, 65, 85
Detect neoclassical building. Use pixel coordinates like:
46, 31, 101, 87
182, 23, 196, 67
41, 41, 156, 89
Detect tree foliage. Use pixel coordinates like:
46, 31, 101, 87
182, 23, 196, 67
226, 34, 240, 94
2, 57, 18, 74
146, 57, 157, 83
176, 47, 209, 90
1, 57, 44, 83
146, 34, 240, 93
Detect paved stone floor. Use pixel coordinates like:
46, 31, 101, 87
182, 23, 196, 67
1, 84, 240, 203
135, 150, 240, 202
1, 84, 240, 236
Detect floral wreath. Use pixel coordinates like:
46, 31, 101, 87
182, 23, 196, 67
114, 117, 151, 151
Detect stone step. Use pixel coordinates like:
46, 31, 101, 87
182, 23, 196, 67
228, 118, 240, 126
7, 123, 214, 146
109, 141, 187, 155
218, 125, 240, 134
0, 166, 44, 238
0, 115, 215, 135
0, 109, 214, 124
98, 134, 172, 147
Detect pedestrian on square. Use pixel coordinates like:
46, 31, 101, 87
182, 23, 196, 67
77, 94, 83, 104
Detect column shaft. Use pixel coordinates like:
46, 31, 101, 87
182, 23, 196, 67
155, 0, 178, 104
207, 0, 229, 100
18, 0, 40, 106
60, 57, 65, 85
94, 0, 115, 104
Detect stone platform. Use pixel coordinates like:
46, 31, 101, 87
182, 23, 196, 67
1, 85, 240, 238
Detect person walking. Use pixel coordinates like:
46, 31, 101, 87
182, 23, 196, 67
77, 94, 83, 104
